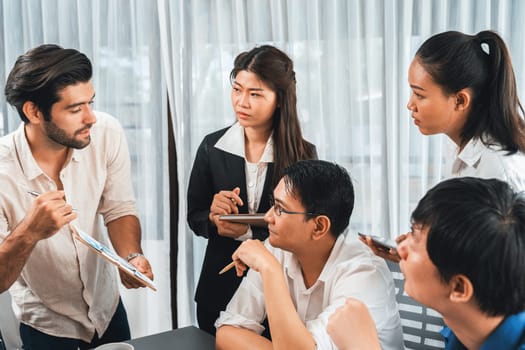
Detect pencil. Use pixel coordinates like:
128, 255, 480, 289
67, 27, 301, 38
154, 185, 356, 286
219, 261, 235, 275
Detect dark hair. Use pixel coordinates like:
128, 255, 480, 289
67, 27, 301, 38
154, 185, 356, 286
416, 30, 525, 153
5, 44, 93, 123
282, 160, 354, 237
230, 45, 316, 185
411, 177, 525, 316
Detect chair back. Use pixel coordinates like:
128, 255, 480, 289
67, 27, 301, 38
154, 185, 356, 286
386, 260, 445, 350
0, 330, 6, 350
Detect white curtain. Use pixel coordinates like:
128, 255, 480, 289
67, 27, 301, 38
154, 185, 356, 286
160, 0, 525, 326
0, 0, 171, 347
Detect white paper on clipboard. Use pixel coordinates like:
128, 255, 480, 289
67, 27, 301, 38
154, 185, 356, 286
69, 224, 157, 291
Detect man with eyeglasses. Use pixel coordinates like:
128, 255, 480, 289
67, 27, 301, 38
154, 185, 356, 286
215, 160, 403, 350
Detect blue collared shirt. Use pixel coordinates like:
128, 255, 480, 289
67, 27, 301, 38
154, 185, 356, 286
441, 311, 525, 349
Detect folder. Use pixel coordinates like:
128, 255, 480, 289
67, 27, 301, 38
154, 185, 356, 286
70, 224, 157, 291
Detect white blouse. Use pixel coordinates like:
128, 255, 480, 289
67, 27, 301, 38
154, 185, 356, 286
446, 136, 525, 191
214, 122, 274, 240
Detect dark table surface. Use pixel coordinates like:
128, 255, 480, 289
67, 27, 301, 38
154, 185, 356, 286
127, 326, 215, 350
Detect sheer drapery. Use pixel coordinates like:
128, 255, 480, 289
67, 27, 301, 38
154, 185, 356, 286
162, 0, 525, 325
2, 0, 525, 341
0, 0, 171, 346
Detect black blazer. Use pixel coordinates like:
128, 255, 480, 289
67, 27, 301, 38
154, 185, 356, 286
187, 126, 316, 313
187, 127, 273, 312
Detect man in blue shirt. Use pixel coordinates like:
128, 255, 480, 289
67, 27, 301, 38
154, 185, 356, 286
327, 177, 525, 349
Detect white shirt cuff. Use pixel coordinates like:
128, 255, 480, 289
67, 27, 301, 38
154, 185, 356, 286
235, 225, 253, 241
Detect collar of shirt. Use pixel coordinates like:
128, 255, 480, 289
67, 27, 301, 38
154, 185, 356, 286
455, 136, 500, 169
14, 123, 43, 180
282, 232, 347, 288
14, 123, 80, 182
214, 122, 274, 163
440, 311, 525, 350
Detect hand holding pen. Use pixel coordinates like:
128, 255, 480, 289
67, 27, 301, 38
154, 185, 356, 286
209, 187, 250, 239
23, 190, 77, 241
209, 187, 243, 217
219, 239, 280, 277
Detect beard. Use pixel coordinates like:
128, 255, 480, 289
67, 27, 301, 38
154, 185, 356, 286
44, 120, 92, 149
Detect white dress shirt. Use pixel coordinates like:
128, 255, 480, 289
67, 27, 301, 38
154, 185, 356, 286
446, 137, 525, 191
214, 122, 273, 240
216, 233, 405, 350
0, 111, 138, 342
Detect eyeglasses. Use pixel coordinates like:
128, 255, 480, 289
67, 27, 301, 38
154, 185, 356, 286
269, 197, 317, 217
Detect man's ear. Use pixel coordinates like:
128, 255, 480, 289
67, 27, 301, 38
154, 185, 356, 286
449, 274, 474, 303
311, 215, 331, 240
454, 89, 472, 111
22, 101, 44, 124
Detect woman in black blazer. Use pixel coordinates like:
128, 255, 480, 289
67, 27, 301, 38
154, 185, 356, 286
187, 45, 317, 335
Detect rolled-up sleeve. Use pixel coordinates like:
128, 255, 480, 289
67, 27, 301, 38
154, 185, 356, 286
97, 116, 138, 224
0, 215, 8, 243
215, 267, 267, 334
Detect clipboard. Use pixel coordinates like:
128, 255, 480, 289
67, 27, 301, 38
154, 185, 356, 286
218, 213, 267, 227
69, 224, 157, 291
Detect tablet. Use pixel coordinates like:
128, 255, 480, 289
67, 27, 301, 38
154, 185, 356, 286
70, 223, 157, 291
218, 213, 267, 227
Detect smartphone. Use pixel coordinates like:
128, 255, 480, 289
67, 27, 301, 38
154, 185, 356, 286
358, 232, 397, 251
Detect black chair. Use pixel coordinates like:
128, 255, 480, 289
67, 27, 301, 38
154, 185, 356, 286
0, 329, 6, 350
386, 260, 445, 350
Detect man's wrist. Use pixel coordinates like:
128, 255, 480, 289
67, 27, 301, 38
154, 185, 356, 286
126, 252, 145, 262
13, 220, 40, 246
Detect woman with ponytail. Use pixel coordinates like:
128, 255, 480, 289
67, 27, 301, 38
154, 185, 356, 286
407, 30, 525, 190
363, 30, 525, 262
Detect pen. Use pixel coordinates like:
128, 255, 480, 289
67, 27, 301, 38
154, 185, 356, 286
27, 190, 40, 197
26, 190, 77, 211
218, 261, 236, 275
